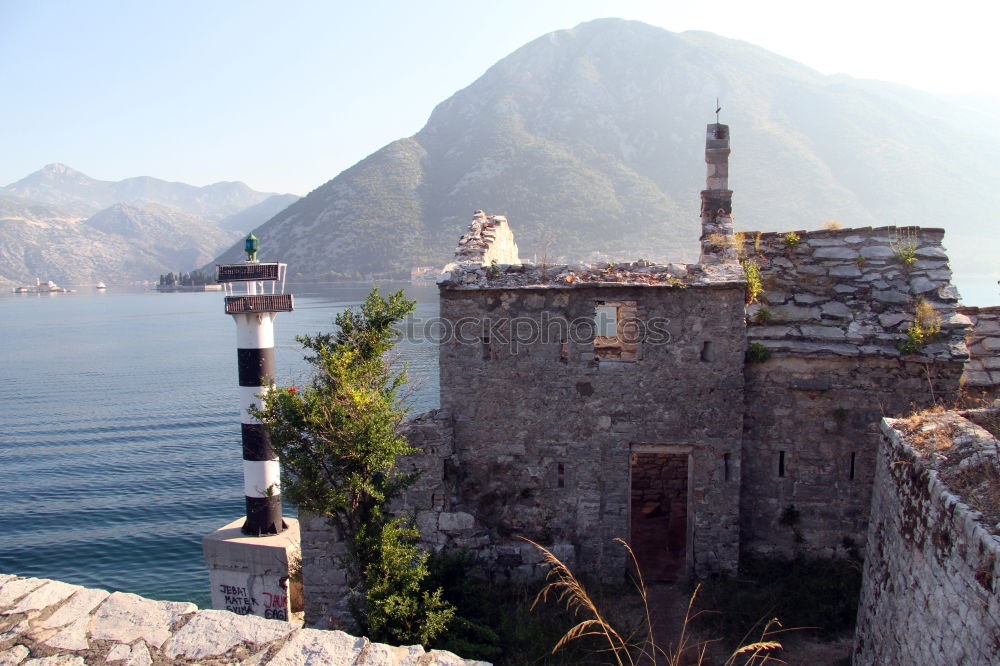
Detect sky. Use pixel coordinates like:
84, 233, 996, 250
2, 0, 999, 195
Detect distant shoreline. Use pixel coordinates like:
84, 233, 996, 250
154, 284, 222, 292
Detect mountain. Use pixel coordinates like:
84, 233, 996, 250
3, 164, 284, 220
210, 18, 1000, 281
0, 166, 299, 286
218, 194, 300, 232
0, 197, 244, 286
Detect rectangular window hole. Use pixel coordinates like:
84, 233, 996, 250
594, 300, 638, 361
481, 335, 491, 361
849, 452, 856, 480
778, 451, 785, 478
701, 341, 714, 363
557, 462, 565, 488
560, 338, 568, 362
723, 452, 730, 481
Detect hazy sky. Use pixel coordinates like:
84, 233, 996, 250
2, 0, 998, 195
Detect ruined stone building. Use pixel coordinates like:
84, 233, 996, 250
302, 123, 1000, 627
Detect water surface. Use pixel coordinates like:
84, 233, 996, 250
0, 283, 438, 607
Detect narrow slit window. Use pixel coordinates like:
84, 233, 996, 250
560, 338, 569, 362
701, 341, 714, 363
557, 462, 565, 488
481, 335, 491, 361
849, 452, 856, 480
723, 452, 730, 481
778, 451, 786, 477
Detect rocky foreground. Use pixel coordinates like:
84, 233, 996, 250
0, 574, 487, 666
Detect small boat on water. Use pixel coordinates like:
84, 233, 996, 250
96, 282, 107, 290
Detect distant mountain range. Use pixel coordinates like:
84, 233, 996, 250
209, 18, 1000, 284
0, 165, 299, 285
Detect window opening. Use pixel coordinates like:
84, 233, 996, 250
593, 300, 638, 361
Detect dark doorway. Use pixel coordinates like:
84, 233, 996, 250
630, 451, 688, 581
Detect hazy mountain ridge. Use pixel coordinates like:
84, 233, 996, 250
210, 19, 1000, 280
3, 163, 287, 220
218, 194, 302, 232
0, 167, 300, 286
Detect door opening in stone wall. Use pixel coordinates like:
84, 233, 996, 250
630, 451, 688, 581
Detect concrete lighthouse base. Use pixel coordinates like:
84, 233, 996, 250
203, 516, 302, 622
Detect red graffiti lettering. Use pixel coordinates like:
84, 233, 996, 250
263, 591, 287, 609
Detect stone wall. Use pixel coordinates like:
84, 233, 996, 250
0, 573, 486, 665
437, 281, 747, 578
742, 225, 969, 361
958, 305, 1000, 396
853, 407, 1000, 664
449, 211, 520, 267
738, 224, 969, 556
741, 356, 964, 557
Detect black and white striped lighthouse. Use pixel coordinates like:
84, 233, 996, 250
216, 234, 294, 536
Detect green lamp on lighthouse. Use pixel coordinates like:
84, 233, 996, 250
244, 233, 259, 263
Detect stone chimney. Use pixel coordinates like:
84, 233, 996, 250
699, 123, 737, 264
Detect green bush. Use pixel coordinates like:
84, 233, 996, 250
746, 342, 772, 363
253, 287, 454, 645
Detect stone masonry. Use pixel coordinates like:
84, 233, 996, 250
853, 405, 1000, 664
958, 305, 1000, 397
300, 122, 999, 641
739, 225, 969, 557
0, 573, 486, 666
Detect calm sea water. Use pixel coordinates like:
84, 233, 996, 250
0, 283, 439, 608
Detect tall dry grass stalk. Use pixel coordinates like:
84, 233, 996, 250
525, 537, 783, 665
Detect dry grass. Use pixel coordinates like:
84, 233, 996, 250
820, 220, 843, 230
895, 406, 953, 452
952, 460, 1000, 527
527, 537, 783, 666
893, 405, 1000, 533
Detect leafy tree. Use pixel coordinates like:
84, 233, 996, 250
252, 287, 453, 644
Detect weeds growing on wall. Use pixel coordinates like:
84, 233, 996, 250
746, 342, 772, 364
742, 259, 763, 305
899, 298, 942, 354
781, 232, 801, 249
895, 404, 1000, 534
733, 232, 747, 261
890, 228, 919, 266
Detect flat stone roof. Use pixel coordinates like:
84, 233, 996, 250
437, 259, 745, 290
